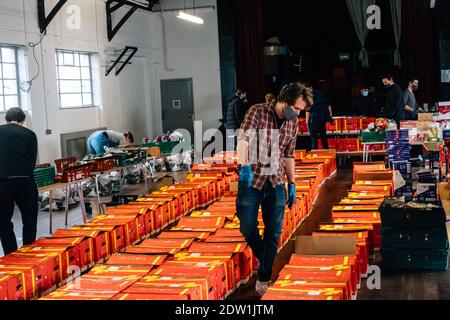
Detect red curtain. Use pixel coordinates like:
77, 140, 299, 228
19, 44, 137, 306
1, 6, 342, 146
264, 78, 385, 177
401, 0, 440, 105
233, 0, 266, 105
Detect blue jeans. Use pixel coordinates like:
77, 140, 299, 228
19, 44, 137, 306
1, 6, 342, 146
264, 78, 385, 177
87, 131, 109, 155
236, 181, 286, 282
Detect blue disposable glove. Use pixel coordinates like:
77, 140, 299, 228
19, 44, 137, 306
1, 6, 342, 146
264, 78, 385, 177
288, 183, 296, 209
239, 165, 254, 188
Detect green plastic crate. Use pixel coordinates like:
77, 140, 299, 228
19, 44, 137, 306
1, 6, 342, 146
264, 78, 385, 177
361, 131, 386, 143
379, 202, 446, 229
381, 248, 449, 271
141, 141, 182, 154
381, 227, 449, 250
34, 166, 56, 187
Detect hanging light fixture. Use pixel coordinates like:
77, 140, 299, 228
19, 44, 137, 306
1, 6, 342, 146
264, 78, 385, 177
177, 0, 204, 24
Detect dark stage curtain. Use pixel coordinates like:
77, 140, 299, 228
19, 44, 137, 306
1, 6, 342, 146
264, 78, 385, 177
233, 0, 266, 105
401, 0, 440, 105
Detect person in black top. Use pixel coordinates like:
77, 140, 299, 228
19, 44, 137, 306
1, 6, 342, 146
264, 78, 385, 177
352, 87, 378, 117
305, 84, 333, 150
382, 74, 403, 124
0, 108, 39, 256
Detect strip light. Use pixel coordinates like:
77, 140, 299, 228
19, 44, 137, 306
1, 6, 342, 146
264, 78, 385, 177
177, 11, 204, 24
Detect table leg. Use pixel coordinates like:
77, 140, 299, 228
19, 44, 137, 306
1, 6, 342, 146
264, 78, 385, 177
48, 190, 53, 234
94, 175, 101, 214
77, 183, 88, 223
64, 185, 70, 226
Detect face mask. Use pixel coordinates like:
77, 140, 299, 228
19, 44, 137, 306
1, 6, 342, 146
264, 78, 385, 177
413, 85, 419, 92
384, 84, 392, 89
284, 105, 299, 121
362, 91, 369, 97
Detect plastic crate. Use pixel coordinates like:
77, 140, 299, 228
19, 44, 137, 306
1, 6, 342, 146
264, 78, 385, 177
92, 157, 116, 172
114, 151, 147, 167
34, 164, 56, 187
141, 141, 181, 155
381, 248, 449, 271
54, 157, 94, 182
361, 131, 386, 143
379, 199, 446, 229
381, 227, 449, 249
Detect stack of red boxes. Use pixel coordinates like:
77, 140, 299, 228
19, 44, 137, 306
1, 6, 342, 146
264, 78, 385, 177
1, 151, 337, 300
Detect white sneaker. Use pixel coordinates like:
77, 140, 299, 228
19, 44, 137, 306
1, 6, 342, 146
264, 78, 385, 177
255, 280, 273, 297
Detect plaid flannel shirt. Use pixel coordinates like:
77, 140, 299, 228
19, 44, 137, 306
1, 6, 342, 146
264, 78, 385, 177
237, 102, 298, 190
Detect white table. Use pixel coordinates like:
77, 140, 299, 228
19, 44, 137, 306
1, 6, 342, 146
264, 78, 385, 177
360, 142, 386, 163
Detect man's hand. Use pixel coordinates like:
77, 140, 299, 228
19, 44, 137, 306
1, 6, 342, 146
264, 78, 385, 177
288, 183, 296, 209
239, 165, 254, 188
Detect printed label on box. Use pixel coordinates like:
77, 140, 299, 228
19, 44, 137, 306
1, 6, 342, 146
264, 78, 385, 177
394, 170, 406, 191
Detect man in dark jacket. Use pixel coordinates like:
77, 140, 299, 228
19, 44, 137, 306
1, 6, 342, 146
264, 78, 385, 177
225, 88, 247, 130
305, 84, 333, 150
0, 108, 38, 256
382, 75, 403, 124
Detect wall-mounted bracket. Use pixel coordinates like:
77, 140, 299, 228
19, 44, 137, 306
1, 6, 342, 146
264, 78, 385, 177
105, 46, 138, 76
37, 0, 68, 34
106, 0, 157, 41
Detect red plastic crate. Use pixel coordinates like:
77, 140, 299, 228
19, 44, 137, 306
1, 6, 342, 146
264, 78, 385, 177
92, 158, 116, 172
335, 138, 360, 152
54, 157, 94, 183
326, 118, 342, 133
342, 118, 361, 133
361, 117, 376, 130
298, 118, 309, 134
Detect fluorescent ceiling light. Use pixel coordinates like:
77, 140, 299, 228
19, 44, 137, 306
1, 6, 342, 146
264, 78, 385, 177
177, 11, 204, 24
430, 0, 436, 8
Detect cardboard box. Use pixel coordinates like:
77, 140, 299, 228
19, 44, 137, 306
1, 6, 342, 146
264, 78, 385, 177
128, 201, 170, 229
174, 252, 240, 290
418, 113, 434, 121
73, 225, 126, 254
0, 265, 42, 300
0, 272, 24, 300
130, 275, 212, 300
264, 287, 344, 300
157, 231, 211, 241
52, 229, 109, 262
164, 260, 229, 297
293, 236, 359, 293
118, 204, 162, 234
91, 215, 146, 245
271, 279, 350, 300
113, 292, 190, 300
3, 253, 59, 293
139, 238, 195, 250
171, 216, 226, 232
59, 276, 137, 293
150, 266, 218, 299
88, 265, 152, 278
33, 237, 95, 270
17, 245, 81, 284
106, 254, 167, 267
262, 291, 342, 300
40, 291, 116, 300
125, 246, 180, 256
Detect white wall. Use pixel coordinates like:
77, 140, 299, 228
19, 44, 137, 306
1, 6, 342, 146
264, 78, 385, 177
0, 0, 221, 163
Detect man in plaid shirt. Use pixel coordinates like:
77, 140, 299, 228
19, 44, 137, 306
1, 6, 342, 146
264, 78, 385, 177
236, 83, 313, 296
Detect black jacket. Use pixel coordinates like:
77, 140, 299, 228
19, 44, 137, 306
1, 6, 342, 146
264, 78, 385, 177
225, 95, 246, 130
0, 124, 38, 179
384, 84, 403, 120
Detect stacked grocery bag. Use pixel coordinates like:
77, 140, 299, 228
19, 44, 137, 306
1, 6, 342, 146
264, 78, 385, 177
380, 197, 450, 271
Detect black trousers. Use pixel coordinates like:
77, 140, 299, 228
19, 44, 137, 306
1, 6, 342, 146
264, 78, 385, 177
0, 178, 39, 256
309, 124, 329, 150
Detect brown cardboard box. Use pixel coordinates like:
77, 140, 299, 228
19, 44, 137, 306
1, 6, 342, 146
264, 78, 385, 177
418, 113, 434, 122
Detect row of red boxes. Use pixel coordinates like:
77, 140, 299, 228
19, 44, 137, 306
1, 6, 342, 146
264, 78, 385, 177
317, 138, 386, 152
0, 165, 238, 300
262, 162, 393, 300
298, 117, 377, 135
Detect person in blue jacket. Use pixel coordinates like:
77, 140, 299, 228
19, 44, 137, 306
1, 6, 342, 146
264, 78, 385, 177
87, 130, 134, 155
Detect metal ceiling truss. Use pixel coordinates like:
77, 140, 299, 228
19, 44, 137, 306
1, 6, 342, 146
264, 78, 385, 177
37, 0, 68, 34
106, 0, 158, 41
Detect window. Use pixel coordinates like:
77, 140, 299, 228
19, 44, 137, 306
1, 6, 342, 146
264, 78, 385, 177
0, 46, 20, 112
56, 50, 97, 109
